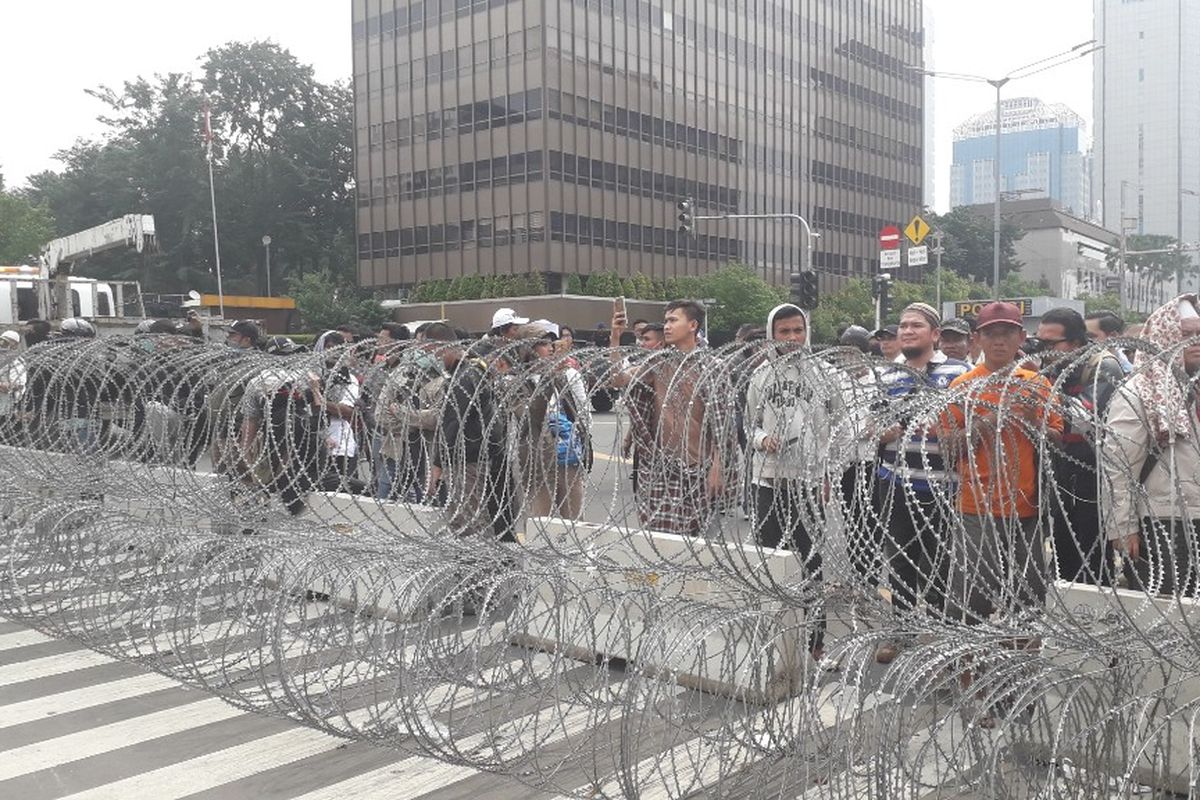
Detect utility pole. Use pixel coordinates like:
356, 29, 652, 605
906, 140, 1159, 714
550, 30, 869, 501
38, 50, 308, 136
931, 230, 946, 313
1118, 226, 1128, 317
988, 77, 1008, 300
261, 234, 272, 297
204, 102, 225, 320
1118, 180, 1139, 316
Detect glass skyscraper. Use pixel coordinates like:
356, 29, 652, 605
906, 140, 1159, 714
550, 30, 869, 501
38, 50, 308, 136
949, 98, 1091, 220
352, 0, 926, 292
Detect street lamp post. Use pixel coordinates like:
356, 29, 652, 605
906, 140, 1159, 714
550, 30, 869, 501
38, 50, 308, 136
931, 230, 946, 311
261, 235, 272, 297
989, 77, 1008, 301
687, 211, 817, 273
911, 40, 1103, 299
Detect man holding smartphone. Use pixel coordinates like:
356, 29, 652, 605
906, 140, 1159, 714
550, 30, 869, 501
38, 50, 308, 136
625, 299, 731, 536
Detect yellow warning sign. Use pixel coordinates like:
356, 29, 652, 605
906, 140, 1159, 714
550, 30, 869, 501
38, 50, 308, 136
905, 215, 931, 246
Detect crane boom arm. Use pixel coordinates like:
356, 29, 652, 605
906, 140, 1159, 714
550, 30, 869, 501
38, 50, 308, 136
40, 214, 157, 278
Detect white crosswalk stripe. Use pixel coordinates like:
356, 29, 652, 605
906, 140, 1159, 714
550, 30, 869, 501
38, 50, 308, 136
287, 753, 488, 800
0, 614, 944, 800
0, 615, 558, 800
0, 649, 115, 688
290, 680, 658, 800
56, 726, 347, 800
0, 628, 53, 651
0, 672, 179, 730
0, 696, 245, 781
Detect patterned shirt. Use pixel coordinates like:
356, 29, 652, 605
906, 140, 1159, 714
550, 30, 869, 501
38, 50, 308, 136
877, 351, 971, 494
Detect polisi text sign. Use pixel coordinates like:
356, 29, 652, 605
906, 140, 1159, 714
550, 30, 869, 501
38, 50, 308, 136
953, 298, 1034, 318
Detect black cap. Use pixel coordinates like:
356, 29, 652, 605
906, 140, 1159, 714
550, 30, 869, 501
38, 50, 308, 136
940, 318, 971, 336
229, 320, 261, 343
264, 335, 300, 355
839, 325, 872, 353
873, 325, 899, 339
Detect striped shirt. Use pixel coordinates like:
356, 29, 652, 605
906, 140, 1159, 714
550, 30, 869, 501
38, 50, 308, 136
877, 352, 971, 494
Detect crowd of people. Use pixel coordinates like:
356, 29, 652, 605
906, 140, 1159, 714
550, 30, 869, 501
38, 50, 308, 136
0, 293, 1197, 685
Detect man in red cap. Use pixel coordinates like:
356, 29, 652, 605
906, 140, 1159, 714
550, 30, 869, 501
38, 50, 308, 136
939, 302, 1063, 722
942, 302, 1063, 626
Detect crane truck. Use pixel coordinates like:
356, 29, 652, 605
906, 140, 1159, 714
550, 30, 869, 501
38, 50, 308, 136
0, 214, 155, 326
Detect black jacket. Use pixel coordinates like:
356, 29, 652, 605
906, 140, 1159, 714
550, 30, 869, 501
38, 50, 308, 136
435, 357, 505, 469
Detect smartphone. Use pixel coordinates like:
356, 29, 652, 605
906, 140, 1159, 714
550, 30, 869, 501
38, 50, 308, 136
614, 295, 628, 327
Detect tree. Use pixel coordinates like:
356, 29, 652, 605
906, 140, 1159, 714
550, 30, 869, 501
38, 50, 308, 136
290, 271, 387, 333
807, 269, 1000, 343
1078, 291, 1148, 324
517, 273, 546, 295
809, 279, 876, 343
1107, 234, 1194, 307
697, 264, 786, 334
0, 190, 55, 264
584, 271, 623, 298
631, 272, 657, 300
998, 273, 1048, 298
1079, 292, 1120, 315
927, 207, 1025, 286
23, 42, 354, 296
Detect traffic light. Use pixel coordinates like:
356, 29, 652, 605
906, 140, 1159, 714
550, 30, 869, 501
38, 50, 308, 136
677, 199, 694, 235
790, 271, 819, 309
872, 272, 894, 318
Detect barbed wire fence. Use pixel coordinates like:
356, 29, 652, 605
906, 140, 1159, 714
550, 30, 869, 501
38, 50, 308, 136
0, 332, 1199, 798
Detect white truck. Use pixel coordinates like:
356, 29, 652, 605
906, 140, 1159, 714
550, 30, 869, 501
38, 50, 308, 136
0, 214, 154, 326
0, 267, 118, 323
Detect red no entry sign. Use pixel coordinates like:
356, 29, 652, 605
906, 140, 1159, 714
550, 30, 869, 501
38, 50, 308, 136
879, 225, 902, 251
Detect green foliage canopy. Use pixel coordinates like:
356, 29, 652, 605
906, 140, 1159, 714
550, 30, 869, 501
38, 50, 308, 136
22, 42, 355, 297
290, 271, 388, 334
0, 190, 55, 264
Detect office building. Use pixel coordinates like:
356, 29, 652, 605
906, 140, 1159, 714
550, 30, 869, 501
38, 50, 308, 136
351, 0, 926, 293
921, 4, 937, 210
987, 198, 1121, 300
1094, 0, 1200, 288
949, 97, 1090, 218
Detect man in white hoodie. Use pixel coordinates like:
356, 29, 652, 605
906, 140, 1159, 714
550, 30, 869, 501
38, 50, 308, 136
745, 303, 846, 660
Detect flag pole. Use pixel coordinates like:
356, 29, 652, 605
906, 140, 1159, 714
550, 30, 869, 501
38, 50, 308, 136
203, 101, 226, 320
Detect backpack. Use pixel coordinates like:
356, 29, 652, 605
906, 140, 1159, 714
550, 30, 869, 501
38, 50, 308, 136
549, 407, 583, 467
554, 374, 594, 470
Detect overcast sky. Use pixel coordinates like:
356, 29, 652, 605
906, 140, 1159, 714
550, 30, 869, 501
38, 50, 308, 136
2, 0, 1093, 211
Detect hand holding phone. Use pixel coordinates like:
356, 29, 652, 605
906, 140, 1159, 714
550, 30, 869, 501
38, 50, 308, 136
612, 296, 628, 330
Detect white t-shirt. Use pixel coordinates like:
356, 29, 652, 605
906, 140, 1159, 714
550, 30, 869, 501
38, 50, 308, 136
325, 376, 361, 458
0, 355, 27, 416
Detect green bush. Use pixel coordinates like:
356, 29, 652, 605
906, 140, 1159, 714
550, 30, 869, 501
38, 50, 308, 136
290, 271, 388, 334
